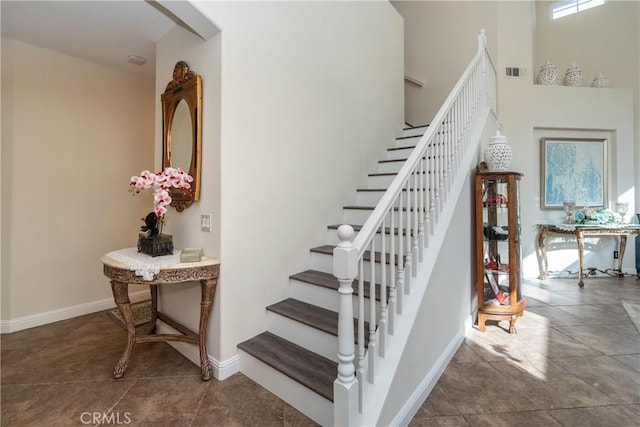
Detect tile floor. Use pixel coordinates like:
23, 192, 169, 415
411, 276, 640, 427
1, 276, 638, 426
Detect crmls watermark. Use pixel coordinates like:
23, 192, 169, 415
80, 412, 132, 425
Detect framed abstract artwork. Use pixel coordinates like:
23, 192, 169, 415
540, 137, 607, 210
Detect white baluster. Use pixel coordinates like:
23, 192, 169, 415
368, 238, 376, 384
404, 179, 413, 290
418, 157, 426, 253
412, 170, 420, 268
438, 129, 445, 213
388, 207, 396, 334
396, 197, 404, 315
429, 141, 437, 233
378, 218, 387, 357
357, 260, 365, 410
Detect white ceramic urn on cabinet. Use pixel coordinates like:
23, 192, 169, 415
484, 131, 512, 172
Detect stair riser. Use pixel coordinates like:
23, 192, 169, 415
290, 279, 381, 321
238, 351, 333, 426
310, 251, 409, 285
342, 207, 427, 225
377, 161, 404, 174
267, 311, 339, 362
356, 189, 425, 205
325, 228, 414, 251
387, 147, 414, 160
395, 136, 421, 149
342, 208, 372, 224
367, 174, 396, 188
402, 126, 427, 137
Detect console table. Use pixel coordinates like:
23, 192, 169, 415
536, 224, 640, 287
102, 248, 220, 381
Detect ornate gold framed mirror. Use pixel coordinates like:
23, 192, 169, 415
162, 61, 202, 212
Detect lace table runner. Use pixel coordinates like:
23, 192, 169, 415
551, 224, 633, 232
105, 248, 180, 281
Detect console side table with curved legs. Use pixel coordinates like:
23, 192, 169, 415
102, 250, 220, 381
537, 224, 640, 287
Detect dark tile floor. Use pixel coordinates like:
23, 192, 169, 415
1, 276, 638, 426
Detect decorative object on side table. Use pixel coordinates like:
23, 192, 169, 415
614, 202, 628, 223
563, 201, 576, 223
563, 62, 584, 86
129, 167, 194, 257
180, 248, 203, 263
591, 72, 609, 88
484, 130, 512, 172
572, 206, 620, 225
536, 60, 560, 85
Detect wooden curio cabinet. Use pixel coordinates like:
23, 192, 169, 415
475, 172, 526, 333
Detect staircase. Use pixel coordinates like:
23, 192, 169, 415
238, 30, 497, 426
238, 125, 428, 425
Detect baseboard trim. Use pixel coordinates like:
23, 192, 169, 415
389, 316, 471, 426
0, 290, 150, 334
156, 321, 240, 380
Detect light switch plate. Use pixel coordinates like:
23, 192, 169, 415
200, 214, 211, 232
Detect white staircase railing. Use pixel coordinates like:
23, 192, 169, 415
333, 30, 497, 426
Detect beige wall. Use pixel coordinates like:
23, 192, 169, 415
392, 1, 498, 126
1, 39, 155, 323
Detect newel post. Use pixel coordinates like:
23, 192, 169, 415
333, 225, 359, 426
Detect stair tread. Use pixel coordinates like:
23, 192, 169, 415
311, 245, 404, 265
403, 124, 429, 130
268, 298, 339, 335
343, 205, 428, 212
290, 269, 389, 299
238, 331, 336, 401
267, 298, 370, 344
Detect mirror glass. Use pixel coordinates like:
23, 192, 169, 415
170, 100, 192, 172
161, 61, 202, 212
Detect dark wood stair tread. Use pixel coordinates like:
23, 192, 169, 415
343, 205, 428, 212
238, 332, 336, 401
290, 269, 389, 300
267, 298, 370, 345
268, 298, 338, 336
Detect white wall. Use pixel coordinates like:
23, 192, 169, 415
155, 25, 223, 358
188, 1, 404, 363
1, 39, 155, 324
391, 1, 498, 126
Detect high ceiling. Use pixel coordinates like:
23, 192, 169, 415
1, 0, 181, 80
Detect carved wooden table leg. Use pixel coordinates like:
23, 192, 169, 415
111, 280, 135, 379
577, 230, 585, 287
618, 235, 627, 277
537, 227, 549, 279
149, 285, 158, 333
199, 278, 217, 381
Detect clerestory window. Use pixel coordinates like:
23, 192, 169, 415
552, 0, 605, 20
